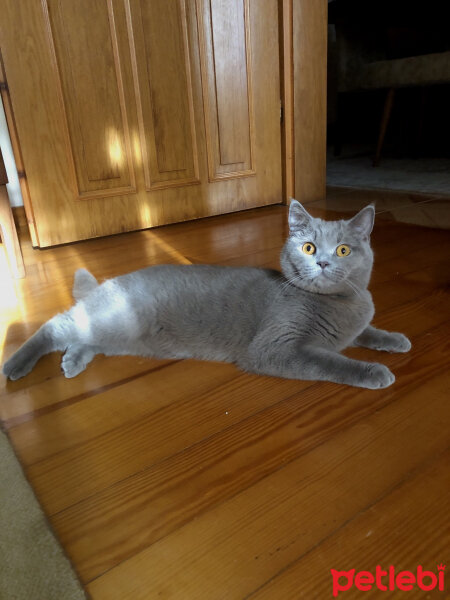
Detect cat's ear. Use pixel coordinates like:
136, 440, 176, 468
347, 205, 375, 239
288, 199, 312, 233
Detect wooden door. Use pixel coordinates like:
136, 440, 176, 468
0, 0, 282, 247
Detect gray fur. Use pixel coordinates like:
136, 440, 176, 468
72, 268, 99, 300
2, 201, 411, 388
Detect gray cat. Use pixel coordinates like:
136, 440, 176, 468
2, 201, 411, 388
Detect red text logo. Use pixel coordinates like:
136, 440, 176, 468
330, 564, 446, 597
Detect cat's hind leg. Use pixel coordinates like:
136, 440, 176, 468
61, 344, 98, 378
3, 312, 78, 380
2, 333, 48, 381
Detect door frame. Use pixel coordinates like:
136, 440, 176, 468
280, 0, 327, 205
0, 50, 39, 246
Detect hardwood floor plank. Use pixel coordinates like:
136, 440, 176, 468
86, 373, 450, 599
1, 200, 448, 600
53, 325, 447, 583
0, 356, 171, 425
25, 371, 314, 515
249, 449, 450, 599
7, 360, 233, 464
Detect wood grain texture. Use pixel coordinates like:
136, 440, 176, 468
1, 200, 449, 599
293, 0, 327, 203
250, 449, 450, 599
280, 0, 295, 202
126, 0, 200, 189
0, 51, 39, 246
0, 184, 25, 278
0, 150, 25, 278
0, 0, 282, 246
87, 375, 449, 600
44, 0, 136, 196
196, 0, 255, 180
11, 206, 28, 231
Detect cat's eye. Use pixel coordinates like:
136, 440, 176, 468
336, 244, 351, 257
302, 242, 316, 255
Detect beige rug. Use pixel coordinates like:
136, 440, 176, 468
0, 429, 87, 600
327, 153, 450, 195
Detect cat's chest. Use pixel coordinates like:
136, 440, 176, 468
287, 291, 374, 349
326, 294, 374, 348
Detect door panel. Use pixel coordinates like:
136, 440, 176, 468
127, 0, 200, 189
0, 0, 282, 247
45, 0, 136, 196
197, 0, 254, 180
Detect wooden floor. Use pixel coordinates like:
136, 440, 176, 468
0, 195, 449, 599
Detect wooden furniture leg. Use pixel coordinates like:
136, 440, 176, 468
373, 87, 395, 167
0, 146, 25, 278
0, 184, 25, 278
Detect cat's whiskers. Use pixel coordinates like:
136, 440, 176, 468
278, 273, 303, 295
319, 267, 361, 299
276, 264, 319, 297
342, 278, 363, 299
331, 267, 364, 299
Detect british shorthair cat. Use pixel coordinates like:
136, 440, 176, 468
3, 201, 411, 388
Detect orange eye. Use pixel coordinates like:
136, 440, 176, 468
336, 244, 351, 257
302, 242, 316, 255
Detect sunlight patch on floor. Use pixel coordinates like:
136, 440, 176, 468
0, 245, 27, 363
146, 232, 192, 265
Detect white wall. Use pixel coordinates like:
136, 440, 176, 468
0, 96, 23, 207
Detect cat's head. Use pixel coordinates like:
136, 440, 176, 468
280, 200, 375, 295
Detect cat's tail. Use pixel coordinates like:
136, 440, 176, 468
2, 312, 76, 380
73, 268, 98, 301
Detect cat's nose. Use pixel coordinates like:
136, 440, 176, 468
317, 261, 330, 269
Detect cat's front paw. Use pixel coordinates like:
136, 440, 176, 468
61, 354, 85, 379
361, 363, 395, 389
61, 344, 94, 378
379, 332, 411, 353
